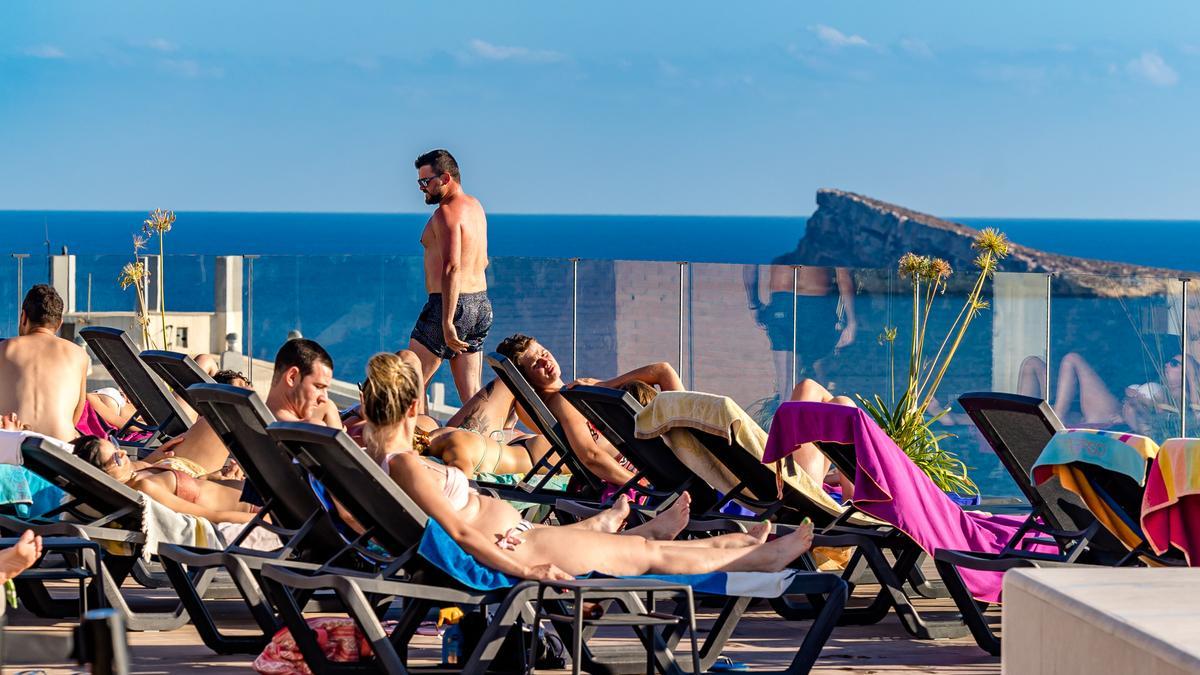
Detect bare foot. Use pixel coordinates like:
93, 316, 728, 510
0, 530, 42, 583
746, 521, 771, 544
762, 521, 814, 572
641, 492, 692, 540
592, 495, 632, 533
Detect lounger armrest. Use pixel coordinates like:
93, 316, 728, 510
933, 548, 1084, 572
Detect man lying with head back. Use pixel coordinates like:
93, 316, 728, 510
143, 337, 342, 475
0, 285, 89, 442
496, 333, 684, 491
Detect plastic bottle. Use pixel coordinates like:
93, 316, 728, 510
441, 614, 464, 665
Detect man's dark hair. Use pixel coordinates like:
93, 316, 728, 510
414, 149, 461, 182
22, 284, 64, 328
497, 333, 536, 366
272, 338, 333, 383
72, 434, 106, 469
213, 369, 248, 386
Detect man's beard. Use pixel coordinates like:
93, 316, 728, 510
424, 189, 443, 205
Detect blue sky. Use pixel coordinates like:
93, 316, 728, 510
3, 1, 1200, 218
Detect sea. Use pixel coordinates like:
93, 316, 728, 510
1, 210, 1195, 500
0, 211, 1197, 269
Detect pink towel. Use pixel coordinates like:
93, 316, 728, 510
1140, 439, 1200, 565
764, 401, 1057, 603
75, 399, 115, 438
74, 399, 153, 443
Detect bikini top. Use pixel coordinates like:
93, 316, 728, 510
382, 453, 473, 513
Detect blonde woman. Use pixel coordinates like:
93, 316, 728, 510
355, 352, 813, 582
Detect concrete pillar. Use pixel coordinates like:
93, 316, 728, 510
50, 254, 76, 314
213, 255, 244, 358
992, 272, 1050, 394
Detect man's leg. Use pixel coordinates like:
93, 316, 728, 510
771, 349, 791, 403
407, 339, 442, 416
448, 350, 484, 405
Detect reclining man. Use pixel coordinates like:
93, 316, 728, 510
496, 333, 684, 495
142, 338, 342, 475
0, 285, 89, 442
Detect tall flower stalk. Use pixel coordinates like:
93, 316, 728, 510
859, 228, 1010, 495
118, 234, 153, 348
143, 209, 175, 349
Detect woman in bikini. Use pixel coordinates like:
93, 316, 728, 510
72, 434, 257, 524
357, 351, 814, 581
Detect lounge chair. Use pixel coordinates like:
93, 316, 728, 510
485, 352, 609, 501
79, 327, 192, 448
156, 383, 362, 655
0, 435, 207, 631
659, 397, 969, 639
561, 385, 771, 519
141, 350, 215, 411
932, 392, 1141, 655
261, 421, 849, 675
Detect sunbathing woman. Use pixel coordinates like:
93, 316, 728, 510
72, 434, 257, 523
357, 352, 814, 581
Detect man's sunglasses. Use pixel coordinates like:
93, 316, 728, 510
417, 174, 443, 189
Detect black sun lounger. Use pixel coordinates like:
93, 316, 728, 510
932, 392, 1137, 655
486, 352, 608, 499
676, 411, 970, 640
262, 421, 848, 675
141, 350, 215, 411
0, 436, 206, 631
79, 327, 192, 448
156, 383, 362, 655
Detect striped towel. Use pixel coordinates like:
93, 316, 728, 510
1141, 438, 1200, 565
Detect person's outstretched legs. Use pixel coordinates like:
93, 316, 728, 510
1053, 352, 1121, 425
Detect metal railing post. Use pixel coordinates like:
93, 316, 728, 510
12, 254, 28, 329
1182, 278, 1191, 437
677, 262, 687, 382
1045, 273, 1053, 400
791, 265, 800, 392
570, 258, 579, 381
245, 255, 259, 383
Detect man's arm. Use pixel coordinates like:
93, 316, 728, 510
834, 267, 858, 350
548, 395, 637, 485
435, 212, 469, 354
597, 362, 684, 392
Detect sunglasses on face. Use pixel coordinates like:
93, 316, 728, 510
1168, 358, 1184, 368
417, 174, 442, 189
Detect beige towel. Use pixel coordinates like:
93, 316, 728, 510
138, 493, 222, 559
635, 391, 877, 524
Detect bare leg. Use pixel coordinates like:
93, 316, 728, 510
0, 530, 43, 583
192, 353, 220, 377
623, 493, 691, 540
407, 340, 443, 415
447, 379, 518, 437
1018, 355, 1047, 399
513, 522, 814, 577
1053, 352, 1121, 424
448, 351, 484, 407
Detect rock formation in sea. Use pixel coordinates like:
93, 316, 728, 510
789, 189, 1193, 296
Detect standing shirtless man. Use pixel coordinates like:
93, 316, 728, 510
408, 149, 492, 407
0, 285, 89, 441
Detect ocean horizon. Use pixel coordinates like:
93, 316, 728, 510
0, 210, 1198, 271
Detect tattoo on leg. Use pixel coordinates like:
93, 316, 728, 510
461, 412, 490, 434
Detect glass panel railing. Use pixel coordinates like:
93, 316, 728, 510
575, 259, 682, 384
1052, 272, 1182, 440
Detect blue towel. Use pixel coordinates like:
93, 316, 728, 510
416, 518, 800, 598
0, 465, 63, 518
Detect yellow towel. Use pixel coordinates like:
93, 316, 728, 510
635, 391, 876, 524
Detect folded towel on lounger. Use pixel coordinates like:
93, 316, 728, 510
1141, 438, 1200, 565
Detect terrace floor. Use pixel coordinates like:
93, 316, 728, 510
4, 568, 1002, 674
